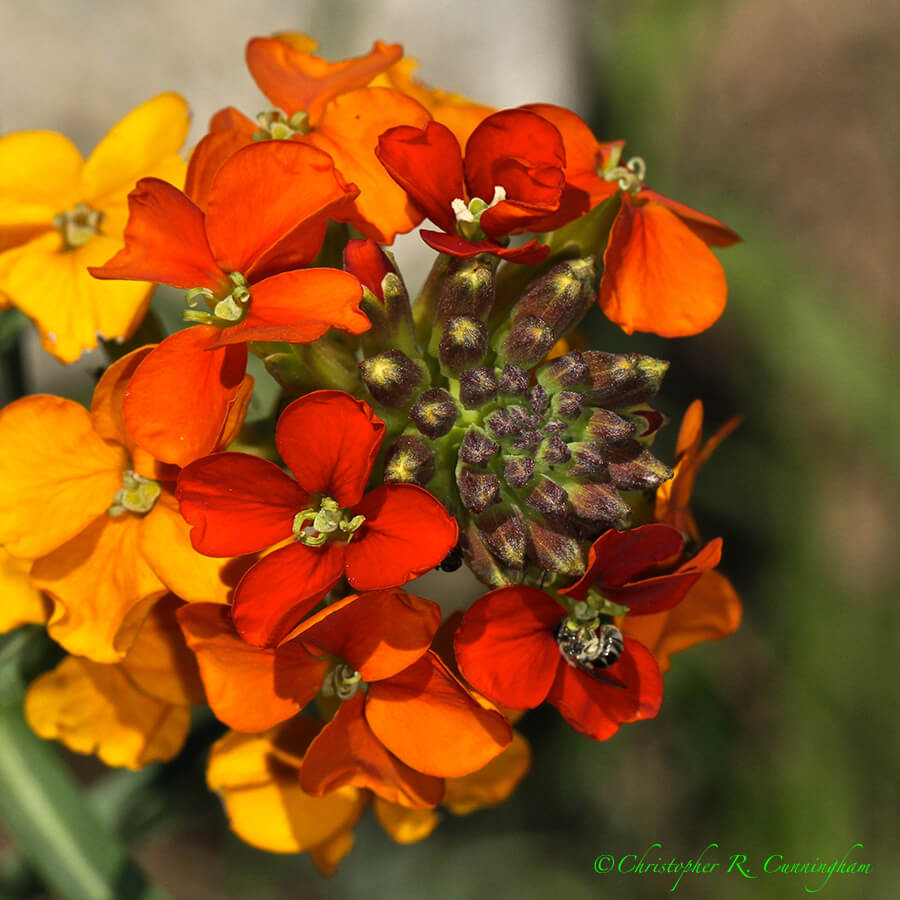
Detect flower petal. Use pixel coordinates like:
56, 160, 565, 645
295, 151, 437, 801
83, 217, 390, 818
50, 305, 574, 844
275, 390, 384, 506
176, 451, 307, 556
366, 651, 512, 777
90, 346, 154, 450
305, 87, 431, 242
343, 238, 394, 301
178, 602, 327, 731
637, 189, 741, 247
184, 126, 253, 211
80, 93, 190, 205
345, 484, 458, 590
212, 268, 367, 346
420, 229, 549, 264
293, 589, 441, 682
122, 326, 248, 467
0, 550, 50, 633
35, 514, 166, 662
546, 637, 662, 741
376, 122, 463, 234
0, 395, 126, 558
300, 693, 444, 809
88, 178, 223, 290
25, 655, 189, 769
454, 586, 562, 710
231, 541, 346, 648
246, 36, 402, 125
599, 198, 727, 337
372, 797, 440, 844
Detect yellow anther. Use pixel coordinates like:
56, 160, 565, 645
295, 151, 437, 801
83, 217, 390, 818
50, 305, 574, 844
108, 471, 161, 517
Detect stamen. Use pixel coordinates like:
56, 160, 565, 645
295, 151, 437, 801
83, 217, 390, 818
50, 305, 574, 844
602, 156, 647, 195
108, 470, 161, 517
321, 663, 365, 700
452, 185, 508, 240
182, 272, 250, 326
54, 202, 104, 250
252, 109, 310, 141
293, 497, 366, 547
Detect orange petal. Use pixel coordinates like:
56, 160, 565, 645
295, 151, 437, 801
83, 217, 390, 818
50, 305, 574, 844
443, 730, 531, 815
0, 395, 126, 558
620, 570, 742, 674
637, 189, 741, 247
178, 602, 327, 731
305, 87, 431, 242
212, 268, 367, 346
25, 655, 189, 769
599, 199, 727, 337
0, 549, 50, 633
308, 828, 356, 875
372, 797, 440, 844
246, 37, 402, 125
90, 346, 154, 450
119, 594, 205, 706
184, 127, 253, 211
207, 724, 366, 854
365, 652, 512, 778
35, 514, 166, 662
301, 693, 444, 809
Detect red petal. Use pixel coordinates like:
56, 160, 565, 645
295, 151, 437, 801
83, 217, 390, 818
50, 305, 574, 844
178, 602, 326, 731
176, 452, 307, 556
599, 198, 727, 337
547, 637, 662, 740
275, 391, 384, 506
366, 652, 512, 777
184, 127, 253, 211
343, 239, 394, 301
421, 230, 550, 264
231, 541, 346, 648
246, 37, 403, 125
300, 692, 443, 809
204, 141, 356, 278
122, 327, 247, 467
560, 524, 686, 602
454, 586, 562, 709
376, 122, 464, 234
345, 484, 458, 590
292, 589, 440, 682
518, 104, 606, 178
88, 178, 224, 290
211, 268, 367, 346
637, 189, 741, 247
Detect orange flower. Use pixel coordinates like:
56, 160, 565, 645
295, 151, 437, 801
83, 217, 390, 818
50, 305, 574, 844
0, 548, 50, 633
621, 400, 743, 672
0, 350, 235, 662
185, 34, 432, 243
0, 94, 189, 361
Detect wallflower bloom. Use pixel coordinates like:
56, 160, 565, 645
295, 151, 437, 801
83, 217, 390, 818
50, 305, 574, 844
90, 140, 367, 466
185, 33, 431, 243
0, 350, 235, 661
376, 110, 573, 262
0, 93, 189, 361
521, 103, 740, 336
177, 391, 458, 647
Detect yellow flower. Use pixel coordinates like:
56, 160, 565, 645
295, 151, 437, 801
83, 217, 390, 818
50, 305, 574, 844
0, 93, 189, 362
0, 547, 50, 633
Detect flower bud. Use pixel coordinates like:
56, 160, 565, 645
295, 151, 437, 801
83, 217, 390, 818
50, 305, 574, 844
383, 435, 437, 485
529, 385, 549, 414
581, 408, 636, 445
582, 351, 668, 408
409, 388, 459, 439
436, 257, 495, 324
458, 367, 497, 409
438, 316, 488, 373
526, 520, 586, 577
525, 476, 568, 520
510, 257, 596, 338
550, 390, 583, 421
459, 426, 499, 466
605, 441, 673, 491
497, 316, 557, 368
566, 442, 607, 479
567, 481, 631, 528
497, 364, 529, 398
536, 351, 590, 393
502, 456, 535, 488
537, 436, 571, 467
359, 350, 428, 409
475, 505, 528, 570
458, 466, 502, 514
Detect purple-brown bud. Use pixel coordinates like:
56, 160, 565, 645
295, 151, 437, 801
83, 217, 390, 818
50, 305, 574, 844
526, 476, 568, 520
383, 435, 437, 485
502, 456, 535, 488
498, 315, 556, 368
605, 441, 673, 491
567, 481, 631, 528
476, 506, 528, 570
409, 388, 458, 439
459, 426, 499, 466
582, 351, 669, 408
510, 258, 596, 338
438, 316, 488, 373
436, 257, 495, 323
566, 442, 608, 479
526, 520, 586, 577
458, 367, 497, 408
458, 467, 502, 514
536, 351, 590, 393
581, 408, 637, 445
497, 364, 529, 397
359, 350, 427, 409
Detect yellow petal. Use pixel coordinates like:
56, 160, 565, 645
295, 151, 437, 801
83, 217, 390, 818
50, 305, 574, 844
372, 796, 440, 844
25, 655, 189, 769
0, 395, 126, 558
309, 828, 355, 875
0, 131, 82, 250
81, 93, 190, 206
0, 549, 50, 633
442, 730, 531, 815
119, 595, 206, 706
207, 728, 366, 854
35, 514, 166, 662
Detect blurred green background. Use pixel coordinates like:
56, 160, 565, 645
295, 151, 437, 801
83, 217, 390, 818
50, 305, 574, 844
1, 0, 897, 897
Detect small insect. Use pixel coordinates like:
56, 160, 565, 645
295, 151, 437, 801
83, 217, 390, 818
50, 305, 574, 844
556, 619, 625, 672
438, 544, 463, 572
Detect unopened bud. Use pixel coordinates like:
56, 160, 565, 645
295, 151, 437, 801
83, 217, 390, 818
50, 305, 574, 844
529, 385, 549, 414
582, 351, 668, 408
502, 456, 535, 488
581, 408, 637, 445
438, 316, 488, 373
567, 481, 631, 528
537, 436, 571, 467
383, 435, 437, 485
459, 426, 499, 466
409, 388, 458, 439
498, 315, 556, 368
458, 467, 502, 514
605, 442, 673, 491
497, 364, 529, 397
359, 350, 427, 408
485, 408, 519, 439
476, 506, 528, 569
436, 257, 495, 323
510, 258, 596, 338
526, 520, 585, 576
526, 476, 568, 520
458, 367, 497, 409
536, 351, 590, 393
551, 390, 584, 421
566, 442, 608, 479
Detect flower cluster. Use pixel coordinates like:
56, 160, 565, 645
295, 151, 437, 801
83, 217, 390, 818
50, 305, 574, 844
0, 33, 742, 871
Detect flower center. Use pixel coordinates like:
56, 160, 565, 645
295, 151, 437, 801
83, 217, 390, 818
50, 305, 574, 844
320, 662, 365, 700
252, 109, 310, 141
292, 496, 365, 547
183, 272, 250, 326
602, 156, 646, 195
556, 615, 624, 670
108, 470, 161, 517
451, 185, 507, 241
54, 202, 104, 250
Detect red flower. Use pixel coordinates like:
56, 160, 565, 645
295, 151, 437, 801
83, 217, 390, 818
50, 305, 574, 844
343, 238, 396, 302
176, 391, 458, 647
376, 110, 572, 263
521, 103, 741, 337
90, 141, 369, 466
